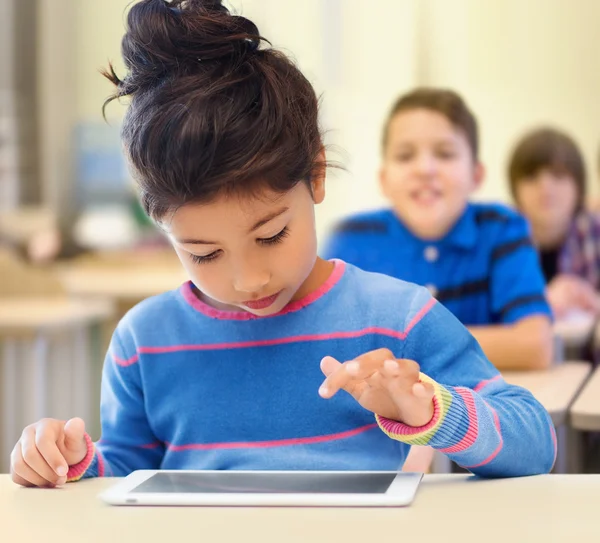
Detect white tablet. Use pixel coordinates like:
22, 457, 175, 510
99, 470, 423, 507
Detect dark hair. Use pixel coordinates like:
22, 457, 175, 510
508, 127, 586, 211
382, 88, 479, 161
103, 0, 325, 221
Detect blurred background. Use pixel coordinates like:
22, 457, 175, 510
1, 0, 600, 471
3, 0, 600, 242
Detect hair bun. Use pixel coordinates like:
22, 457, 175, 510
113, 0, 262, 97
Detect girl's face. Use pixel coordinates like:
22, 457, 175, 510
514, 168, 579, 239
166, 178, 327, 317
380, 108, 484, 240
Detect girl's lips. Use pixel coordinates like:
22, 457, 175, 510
243, 291, 281, 310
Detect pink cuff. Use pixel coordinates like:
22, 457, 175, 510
376, 394, 441, 436
66, 433, 95, 482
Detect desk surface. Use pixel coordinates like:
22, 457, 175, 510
503, 361, 591, 426
56, 266, 187, 301
1, 474, 599, 543
571, 366, 600, 430
0, 297, 115, 336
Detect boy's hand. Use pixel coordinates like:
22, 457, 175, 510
319, 348, 435, 427
10, 417, 88, 488
547, 274, 600, 318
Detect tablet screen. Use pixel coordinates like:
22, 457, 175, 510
132, 472, 397, 494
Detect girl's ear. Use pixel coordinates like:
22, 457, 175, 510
311, 148, 327, 204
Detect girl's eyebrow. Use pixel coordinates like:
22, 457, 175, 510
175, 206, 289, 245
248, 206, 289, 233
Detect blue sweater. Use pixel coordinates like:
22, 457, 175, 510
68, 261, 556, 481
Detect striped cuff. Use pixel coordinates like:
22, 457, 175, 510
376, 373, 453, 446
66, 433, 95, 482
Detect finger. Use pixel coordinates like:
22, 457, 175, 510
412, 380, 435, 401
381, 359, 421, 384
319, 357, 380, 399
574, 293, 596, 313
35, 429, 70, 480
60, 418, 87, 465
584, 293, 600, 313
11, 442, 57, 488
379, 360, 432, 401
320, 356, 342, 378
320, 348, 399, 398
381, 359, 401, 377
21, 428, 65, 485
319, 356, 356, 398
11, 470, 35, 488
36, 419, 71, 475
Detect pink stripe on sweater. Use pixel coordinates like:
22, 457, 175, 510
139, 326, 416, 354
439, 388, 478, 454
464, 403, 503, 469
113, 353, 139, 367
404, 297, 437, 335
466, 440, 503, 469
181, 259, 346, 320
474, 374, 503, 392
113, 292, 438, 363
140, 441, 163, 449
165, 423, 378, 451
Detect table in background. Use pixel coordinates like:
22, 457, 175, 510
554, 312, 596, 360
55, 262, 187, 316
571, 366, 600, 431
505, 361, 591, 473
433, 361, 592, 474
0, 298, 115, 472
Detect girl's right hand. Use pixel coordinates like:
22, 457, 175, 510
10, 417, 88, 488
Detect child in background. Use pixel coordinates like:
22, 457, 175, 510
324, 89, 553, 372
508, 128, 600, 319
324, 89, 555, 471
10, 0, 555, 487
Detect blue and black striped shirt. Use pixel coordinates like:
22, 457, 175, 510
323, 203, 551, 326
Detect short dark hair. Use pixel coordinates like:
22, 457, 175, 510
508, 127, 586, 211
103, 0, 325, 222
382, 88, 479, 161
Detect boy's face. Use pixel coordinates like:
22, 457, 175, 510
380, 108, 483, 240
514, 167, 579, 236
165, 179, 327, 317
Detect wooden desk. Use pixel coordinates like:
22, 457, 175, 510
56, 267, 188, 304
571, 366, 600, 431
433, 362, 592, 475
0, 298, 114, 336
504, 361, 592, 473
503, 361, 592, 427
0, 298, 115, 472
2, 474, 599, 542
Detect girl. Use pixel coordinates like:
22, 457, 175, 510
10, 0, 554, 487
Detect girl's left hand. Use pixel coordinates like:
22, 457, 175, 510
319, 348, 435, 427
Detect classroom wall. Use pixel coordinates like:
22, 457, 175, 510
420, 0, 600, 204
37, 0, 600, 238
